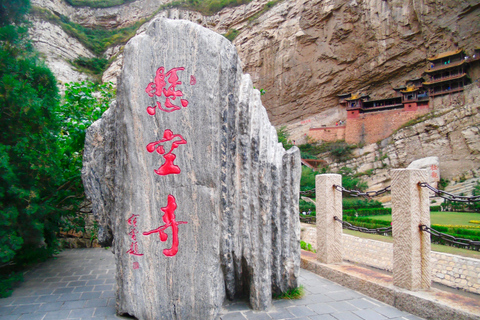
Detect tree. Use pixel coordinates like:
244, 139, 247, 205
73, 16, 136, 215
338, 167, 368, 192
0, 0, 115, 297
0, 0, 30, 27
54, 81, 113, 234
0, 8, 64, 267
277, 126, 294, 150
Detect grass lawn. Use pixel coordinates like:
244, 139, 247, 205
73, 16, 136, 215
370, 211, 480, 227
343, 229, 480, 259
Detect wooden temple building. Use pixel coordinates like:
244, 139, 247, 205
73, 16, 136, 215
308, 48, 480, 145
423, 49, 471, 97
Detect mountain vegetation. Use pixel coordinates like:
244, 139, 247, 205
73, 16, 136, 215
0, 0, 113, 296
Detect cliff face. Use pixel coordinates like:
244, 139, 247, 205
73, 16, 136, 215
28, 0, 480, 182
234, 0, 480, 125
30, 0, 480, 123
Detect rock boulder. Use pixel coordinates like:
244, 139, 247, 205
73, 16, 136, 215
82, 18, 301, 319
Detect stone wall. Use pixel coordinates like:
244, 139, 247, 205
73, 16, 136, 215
345, 107, 430, 145
432, 252, 480, 294
308, 126, 346, 142
300, 223, 480, 294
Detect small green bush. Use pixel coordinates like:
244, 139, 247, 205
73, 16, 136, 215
72, 56, 109, 75
273, 285, 305, 300
343, 216, 391, 228
223, 28, 239, 42
0, 272, 23, 298
277, 126, 294, 150
31, 7, 144, 55
343, 208, 391, 217
300, 240, 315, 253
299, 199, 315, 214
342, 198, 383, 210
64, 0, 134, 8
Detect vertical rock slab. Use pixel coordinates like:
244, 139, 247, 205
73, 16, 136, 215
82, 18, 301, 319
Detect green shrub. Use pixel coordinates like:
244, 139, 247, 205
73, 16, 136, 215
343, 216, 391, 229
0, 272, 23, 298
64, 0, 134, 8
273, 285, 305, 300
297, 143, 324, 159
430, 225, 480, 249
343, 208, 391, 217
72, 56, 109, 75
338, 167, 368, 191
185, 0, 253, 15
223, 29, 239, 42
300, 166, 319, 195
0, 2, 95, 295
300, 240, 315, 253
277, 126, 294, 150
299, 199, 315, 214
342, 198, 383, 210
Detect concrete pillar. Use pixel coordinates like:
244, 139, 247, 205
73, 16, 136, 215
391, 169, 431, 290
316, 174, 342, 264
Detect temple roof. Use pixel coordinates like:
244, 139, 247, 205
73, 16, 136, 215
407, 77, 425, 82
345, 93, 362, 101
425, 60, 466, 73
427, 49, 464, 61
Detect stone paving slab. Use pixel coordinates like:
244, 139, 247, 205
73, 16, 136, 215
0, 249, 425, 320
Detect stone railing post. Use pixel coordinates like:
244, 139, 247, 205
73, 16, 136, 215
316, 174, 342, 264
391, 169, 431, 290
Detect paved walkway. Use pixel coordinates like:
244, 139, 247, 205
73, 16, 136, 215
0, 249, 425, 320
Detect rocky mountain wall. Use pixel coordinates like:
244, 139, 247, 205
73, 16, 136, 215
28, 0, 480, 183
29, 16, 92, 85
30, 0, 480, 126
235, 0, 480, 126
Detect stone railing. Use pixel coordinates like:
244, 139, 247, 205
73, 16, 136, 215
300, 205, 480, 294
309, 170, 480, 294
301, 222, 480, 294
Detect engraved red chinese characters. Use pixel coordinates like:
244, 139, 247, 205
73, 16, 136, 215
143, 195, 187, 257
145, 67, 189, 114
126, 214, 144, 257
146, 129, 187, 175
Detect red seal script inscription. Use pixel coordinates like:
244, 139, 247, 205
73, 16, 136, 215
143, 195, 187, 257
146, 129, 187, 176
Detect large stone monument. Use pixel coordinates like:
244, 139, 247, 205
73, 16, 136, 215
82, 18, 301, 319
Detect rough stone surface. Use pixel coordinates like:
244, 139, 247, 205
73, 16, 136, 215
408, 156, 440, 185
391, 169, 431, 291
301, 254, 480, 320
29, 17, 92, 87
82, 18, 301, 319
82, 106, 116, 246
315, 174, 342, 264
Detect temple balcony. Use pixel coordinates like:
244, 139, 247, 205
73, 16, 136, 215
423, 73, 467, 85
429, 87, 464, 97
425, 59, 466, 72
